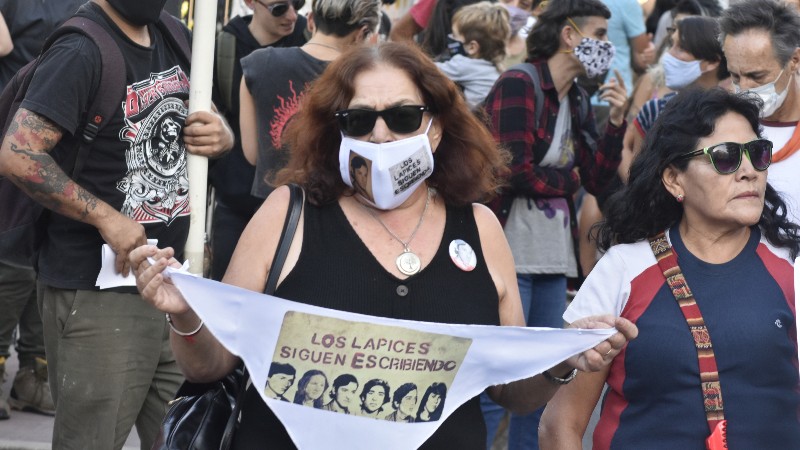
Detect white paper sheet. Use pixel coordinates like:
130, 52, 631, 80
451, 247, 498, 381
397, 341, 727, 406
95, 239, 165, 289
165, 269, 615, 450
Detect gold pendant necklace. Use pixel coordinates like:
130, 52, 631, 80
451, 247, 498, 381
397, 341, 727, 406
363, 189, 432, 276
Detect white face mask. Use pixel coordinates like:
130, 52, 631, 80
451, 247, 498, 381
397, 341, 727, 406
735, 69, 790, 118
339, 120, 435, 210
662, 52, 702, 90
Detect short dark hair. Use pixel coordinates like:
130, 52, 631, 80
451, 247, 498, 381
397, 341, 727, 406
596, 87, 800, 258
360, 378, 390, 404
719, 0, 800, 66
329, 373, 358, 400
391, 382, 418, 408
672, 0, 721, 17
526, 0, 611, 60
268, 362, 296, 378
676, 16, 728, 80
350, 155, 367, 169
312, 0, 382, 38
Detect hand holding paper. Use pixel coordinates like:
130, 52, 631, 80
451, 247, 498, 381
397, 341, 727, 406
95, 239, 159, 289
126, 244, 193, 313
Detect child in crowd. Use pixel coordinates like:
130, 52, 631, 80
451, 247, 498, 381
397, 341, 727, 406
435, 2, 511, 107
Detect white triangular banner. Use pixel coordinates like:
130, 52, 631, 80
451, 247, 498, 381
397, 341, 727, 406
167, 270, 614, 450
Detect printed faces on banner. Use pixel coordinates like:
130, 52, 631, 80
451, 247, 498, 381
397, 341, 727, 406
266, 311, 472, 423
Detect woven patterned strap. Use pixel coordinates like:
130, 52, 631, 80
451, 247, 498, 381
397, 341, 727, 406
649, 232, 725, 430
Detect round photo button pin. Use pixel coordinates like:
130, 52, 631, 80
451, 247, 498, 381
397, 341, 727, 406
449, 239, 477, 272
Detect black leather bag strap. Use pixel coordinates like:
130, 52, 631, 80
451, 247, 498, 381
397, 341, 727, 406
264, 183, 304, 296
220, 183, 303, 450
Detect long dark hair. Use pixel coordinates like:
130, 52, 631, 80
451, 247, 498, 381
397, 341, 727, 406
596, 87, 800, 258
420, 0, 484, 59
416, 382, 447, 421
646, 0, 680, 35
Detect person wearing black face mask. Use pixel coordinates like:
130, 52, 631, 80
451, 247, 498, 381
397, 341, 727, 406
107, 0, 169, 26
0, 0, 235, 448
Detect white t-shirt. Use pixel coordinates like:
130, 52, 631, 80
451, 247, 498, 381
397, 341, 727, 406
761, 122, 800, 224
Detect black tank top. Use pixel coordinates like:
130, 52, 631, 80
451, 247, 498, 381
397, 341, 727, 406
233, 199, 500, 449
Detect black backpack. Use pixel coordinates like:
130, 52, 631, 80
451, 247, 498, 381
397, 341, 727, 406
0, 9, 190, 268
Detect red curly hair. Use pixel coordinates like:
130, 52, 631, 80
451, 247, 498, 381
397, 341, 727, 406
276, 42, 509, 207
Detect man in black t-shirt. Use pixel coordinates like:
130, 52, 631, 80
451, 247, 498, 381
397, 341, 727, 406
0, 0, 233, 448
0, 0, 86, 422
208, 0, 307, 281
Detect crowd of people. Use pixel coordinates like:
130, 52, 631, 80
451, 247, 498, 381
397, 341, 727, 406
0, 0, 798, 449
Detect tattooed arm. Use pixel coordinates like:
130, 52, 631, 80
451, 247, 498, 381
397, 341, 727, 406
0, 108, 147, 275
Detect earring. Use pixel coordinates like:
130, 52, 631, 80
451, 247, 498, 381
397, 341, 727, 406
676, 194, 685, 203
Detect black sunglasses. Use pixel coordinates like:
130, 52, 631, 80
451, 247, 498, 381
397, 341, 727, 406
257, 0, 304, 17
335, 105, 430, 137
677, 138, 772, 174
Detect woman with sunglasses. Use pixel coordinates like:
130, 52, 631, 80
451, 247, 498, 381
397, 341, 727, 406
576, 15, 729, 276
540, 88, 800, 449
239, 0, 381, 200
129, 42, 638, 448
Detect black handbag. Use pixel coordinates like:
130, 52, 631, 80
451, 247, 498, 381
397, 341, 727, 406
153, 184, 304, 450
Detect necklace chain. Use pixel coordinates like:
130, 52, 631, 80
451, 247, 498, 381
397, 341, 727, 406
363, 188, 432, 252
305, 42, 342, 52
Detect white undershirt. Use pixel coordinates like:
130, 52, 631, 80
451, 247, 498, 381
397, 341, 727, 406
762, 123, 800, 224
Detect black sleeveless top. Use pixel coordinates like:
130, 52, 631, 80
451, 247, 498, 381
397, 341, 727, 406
233, 199, 500, 449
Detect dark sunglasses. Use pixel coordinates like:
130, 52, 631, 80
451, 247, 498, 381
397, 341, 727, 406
335, 105, 430, 137
678, 138, 772, 174
257, 0, 304, 17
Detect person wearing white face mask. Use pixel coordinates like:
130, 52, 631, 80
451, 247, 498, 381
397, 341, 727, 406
621, 15, 728, 178
128, 42, 639, 449
720, 0, 800, 225
481, 1, 628, 448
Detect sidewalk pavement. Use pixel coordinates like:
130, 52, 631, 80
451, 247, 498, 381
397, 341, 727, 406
0, 346, 140, 450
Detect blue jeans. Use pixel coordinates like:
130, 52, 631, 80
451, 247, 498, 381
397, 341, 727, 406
482, 274, 567, 449
481, 391, 506, 448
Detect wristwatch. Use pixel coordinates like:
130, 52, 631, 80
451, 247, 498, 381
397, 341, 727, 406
542, 368, 578, 385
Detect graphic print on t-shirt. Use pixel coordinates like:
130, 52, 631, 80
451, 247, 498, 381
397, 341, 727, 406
269, 79, 305, 149
116, 66, 191, 225
270, 311, 472, 422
